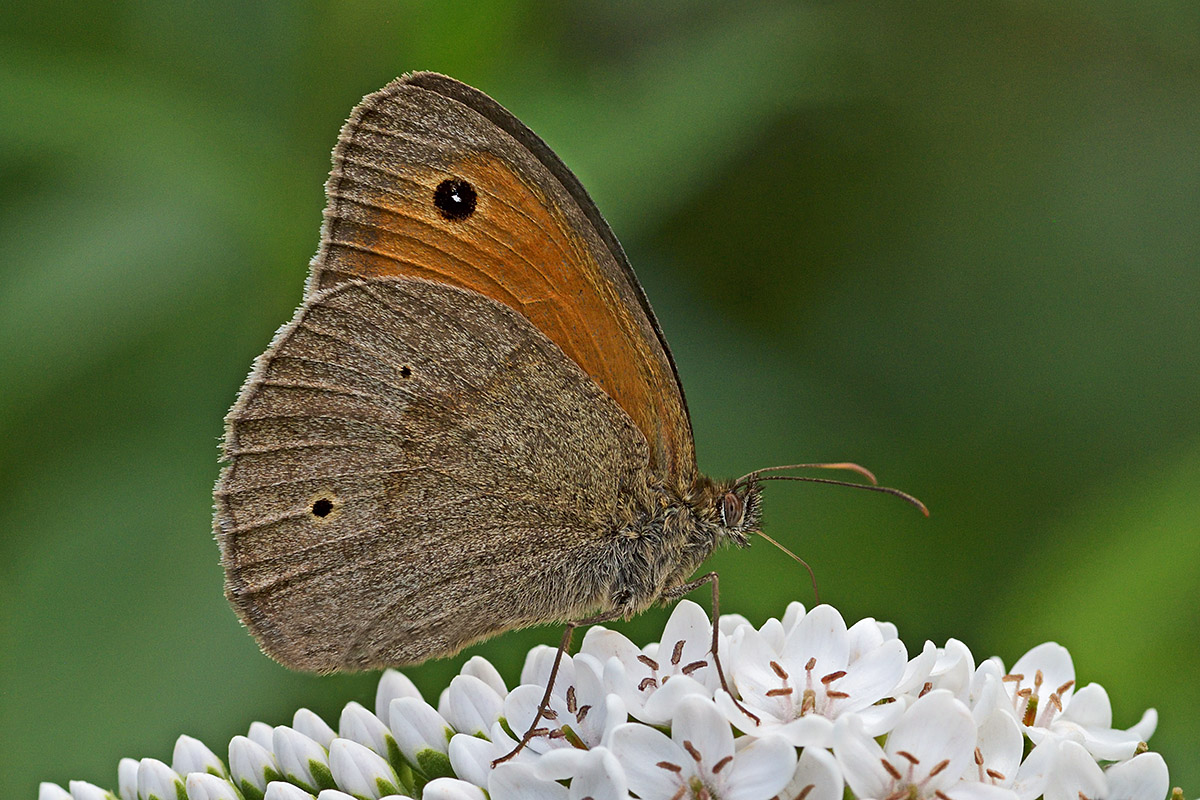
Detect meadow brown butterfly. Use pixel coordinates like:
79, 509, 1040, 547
214, 73, 921, 695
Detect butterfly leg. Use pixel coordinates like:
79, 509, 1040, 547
660, 572, 762, 726
492, 608, 623, 766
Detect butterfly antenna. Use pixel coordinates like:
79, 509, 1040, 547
737, 462, 879, 486
751, 475, 929, 516
752, 528, 820, 604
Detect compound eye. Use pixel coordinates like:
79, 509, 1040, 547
721, 491, 744, 528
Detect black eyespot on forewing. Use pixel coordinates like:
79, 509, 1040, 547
434, 178, 477, 220
312, 498, 334, 517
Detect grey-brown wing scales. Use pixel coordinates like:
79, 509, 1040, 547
215, 276, 649, 671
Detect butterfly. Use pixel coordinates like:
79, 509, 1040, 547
214, 72, 920, 686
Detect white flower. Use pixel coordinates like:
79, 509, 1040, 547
488, 762, 567, 800
229, 734, 283, 799
965, 708, 1024, 788
610, 694, 795, 800
716, 603, 908, 747
419, 777, 486, 800
294, 709, 337, 749
328, 738, 403, 799
137, 758, 186, 800
1002, 643, 1155, 761
315, 791, 357, 800
248, 721, 277, 752
173, 735, 227, 778
118, 758, 139, 800
375, 670, 422, 720
438, 674, 505, 738
184, 773, 239, 800
33, 599, 1176, 800
387, 696, 454, 779
503, 646, 626, 760
458, 655, 508, 697
39, 784, 71, 800
1105, 751, 1170, 800
68, 780, 117, 800
263, 782, 315, 800
338, 702, 399, 768
273, 726, 335, 793
559, 748, 631, 800
775, 746, 843, 800
582, 600, 721, 720
835, 690, 1017, 800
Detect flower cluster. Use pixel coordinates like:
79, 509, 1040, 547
40, 601, 1174, 800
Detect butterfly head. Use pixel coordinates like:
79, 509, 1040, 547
714, 478, 763, 547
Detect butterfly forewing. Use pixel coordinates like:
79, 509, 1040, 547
216, 277, 650, 670
308, 73, 696, 480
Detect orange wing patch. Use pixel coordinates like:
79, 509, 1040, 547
313, 137, 691, 480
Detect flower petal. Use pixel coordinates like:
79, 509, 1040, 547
833, 714, 891, 800
420, 778, 486, 800
375, 671, 422, 720
609, 722, 689, 800
1042, 741, 1104, 800
720, 734, 796, 800
885, 690, 977, 789
441, 675, 504, 737
568, 748, 630, 800
328, 738, 401, 799
1104, 752, 1169, 800
184, 774, 239, 800
489, 763, 568, 800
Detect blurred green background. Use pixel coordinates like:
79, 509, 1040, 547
3, 1, 1198, 795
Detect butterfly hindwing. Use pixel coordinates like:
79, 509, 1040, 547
216, 277, 649, 670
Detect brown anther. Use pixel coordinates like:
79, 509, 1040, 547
801, 688, 817, 715
927, 758, 950, 777
671, 640, 686, 665
770, 661, 790, 680
896, 750, 919, 765
1078, 792, 1092, 800
681, 660, 707, 676
986, 769, 1006, 781
825, 690, 850, 699
974, 748, 984, 766
1002, 673, 1024, 683
566, 686, 577, 714
712, 755, 733, 774
881, 759, 903, 780
547, 729, 567, 739
1049, 693, 1063, 712
683, 740, 703, 762
1056, 680, 1075, 695
766, 687, 794, 697
542, 707, 559, 720
576, 705, 591, 723
804, 657, 817, 671
656, 761, 683, 773
796, 786, 814, 800
821, 670, 847, 684
638, 677, 658, 691
1017, 688, 1032, 698
919, 681, 933, 697
1033, 669, 1044, 689
528, 727, 550, 737
638, 655, 660, 671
